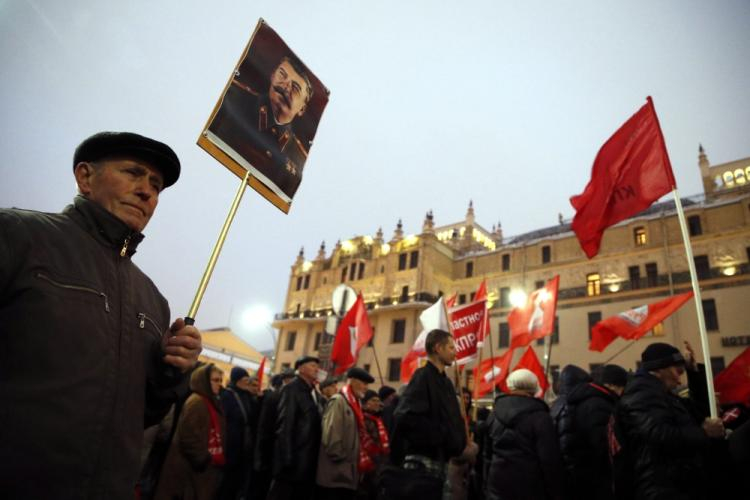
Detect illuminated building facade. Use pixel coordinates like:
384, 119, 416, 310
273, 149, 750, 390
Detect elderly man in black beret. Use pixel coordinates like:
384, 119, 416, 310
268, 355, 323, 500
0, 132, 202, 499
316, 367, 375, 500
613, 342, 725, 500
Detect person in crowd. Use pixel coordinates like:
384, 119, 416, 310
267, 356, 324, 500
550, 364, 591, 479
389, 329, 470, 499
559, 364, 627, 500
155, 364, 226, 500
253, 369, 295, 500
472, 407, 492, 500
219, 367, 256, 500
320, 377, 340, 406
378, 385, 399, 438
317, 367, 376, 500
613, 342, 725, 499
0, 131, 202, 499
357, 390, 389, 500
448, 388, 478, 500
484, 368, 564, 500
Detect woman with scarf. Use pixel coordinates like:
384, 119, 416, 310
316, 367, 375, 500
155, 363, 226, 500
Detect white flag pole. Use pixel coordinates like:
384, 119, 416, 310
672, 188, 718, 418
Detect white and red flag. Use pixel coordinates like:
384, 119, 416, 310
474, 279, 491, 346
509, 276, 560, 349
449, 299, 487, 366
400, 297, 450, 383
588, 291, 693, 352
473, 349, 514, 398
512, 346, 550, 395
570, 97, 676, 258
330, 293, 373, 374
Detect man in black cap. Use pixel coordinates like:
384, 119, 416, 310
613, 342, 724, 499
268, 355, 323, 500
319, 377, 340, 407
558, 364, 628, 500
0, 131, 202, 499
316, 367, 375, 500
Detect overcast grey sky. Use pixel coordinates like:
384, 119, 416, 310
2, 1, 749, 351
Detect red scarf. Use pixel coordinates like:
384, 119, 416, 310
200, 395, 225, 466
363, 412, 390, 456
341, 384, 375, 473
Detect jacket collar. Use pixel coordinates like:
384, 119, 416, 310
64, 195, 144, 257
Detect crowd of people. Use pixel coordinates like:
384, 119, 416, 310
137, 330, 750, 500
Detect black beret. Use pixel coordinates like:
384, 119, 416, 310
279, 368, 296, 379
73, 131, 181, 188
294, 355, 320, 369
378, 386, 396, 400
599, 364, 629, 387
347, 367, 375, 384
362, 389, 379, 404
641, 342, 685, 371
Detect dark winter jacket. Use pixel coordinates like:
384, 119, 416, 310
484, 394, 564, 500
0, 197, 186, 500
221, 384, 257, 466
560, 382, 619, 500
615, 371, 709, 500
254, 388, 281, 472
154, 364, 226, 500
391, 361, 467, 464
271, 375, 323, 483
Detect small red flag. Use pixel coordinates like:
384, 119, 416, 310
330, 293, 373, 374
473, 350, 514, 399
449, 300, 487, 365
445, 293, 458, 308
509, 276, 560, 349
570, 97, 676, 259
256, 356, 266, 389
513, 346, 550, 394
714, 347, 750, 405
588, 291, 694, 352
474, 279, 491, 346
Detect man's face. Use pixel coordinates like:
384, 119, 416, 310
349, 379, 368, 399
321, 383, 338, 398
75, 158, 164, 233
210, 371, 224, 396
236, 376, 251, 391
656, 364, 685, 390
364, 396, 382, 414
297, 361, 319, 384
435, 338, 457, 366
268, 59, 309, 125
248, 379, 260, 395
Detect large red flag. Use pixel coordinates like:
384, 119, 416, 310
588, 291, 694, 352
473, 349, 514, 398
570, 97, 676, 259
509, 276, 560, 349
449, 300, 487, 365
714, 347, 750, 405
513, 346, 550, 394
330, 293, 373, 374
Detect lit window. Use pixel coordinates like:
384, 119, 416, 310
587, 273, 601, 296
634, 227, 647, 246
651, 323, 664, 336
734, 169, 747, 185
723, 171, 735, 187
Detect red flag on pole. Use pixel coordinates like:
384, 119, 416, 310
473, 350, 514, 398
330, 293, 373, 374
714, 347, 750, 405
445, 293, 458, 308
570, 97, 676, 259
474, 279, 491, 346
448, 300, 487, 365
513, 346, 550, 394
588, 291, 694, 352
509, 276, 560, 349
256, 356, 266, 389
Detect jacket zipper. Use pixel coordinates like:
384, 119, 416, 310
137, 312, 163, 335
120, 236, 131, 257
36, 272, 110, 312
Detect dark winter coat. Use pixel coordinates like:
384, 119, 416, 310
484, 394, 564, 500
271, 375, 323, 483
0, 197, 186, 500
391, 361, 467, 464
615, 371, 709, 500
221, 384, 257, 466
560, 382, 619, 500
154, 364, 226, 500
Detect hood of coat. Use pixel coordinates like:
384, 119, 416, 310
567, 381, 616, 406
493, 393, 549, 426
558, 364, 592, 395
190, 363, 221, 407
